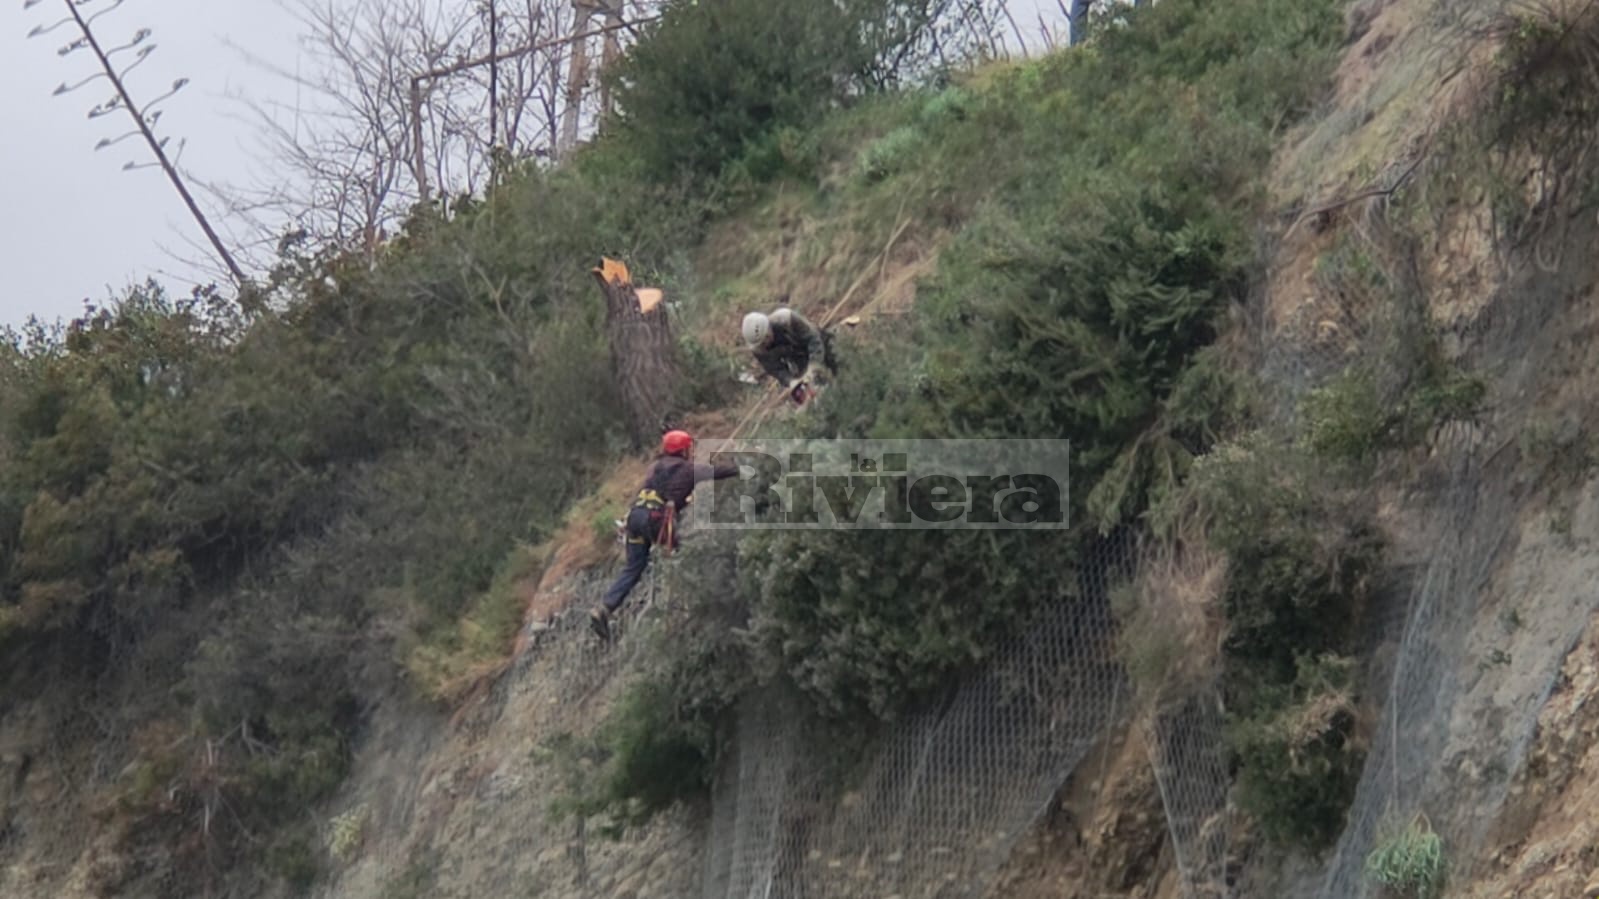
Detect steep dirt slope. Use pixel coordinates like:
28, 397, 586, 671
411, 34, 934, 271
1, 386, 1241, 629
309, 570, 704, 899
1462, 616, 1599, 899
987, 724, 1183, 899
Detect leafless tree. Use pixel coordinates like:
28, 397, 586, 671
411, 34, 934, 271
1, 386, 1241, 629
210, 0, 661, 267
462, 0, 579, 158
213, 0, 477, 262
452, 0, 656, 164
207, 0, 1050, 270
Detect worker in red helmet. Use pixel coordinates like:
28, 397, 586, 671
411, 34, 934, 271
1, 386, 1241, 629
591, 429, 740, 640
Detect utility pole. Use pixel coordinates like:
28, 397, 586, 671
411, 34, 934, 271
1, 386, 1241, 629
26, 0, 247, 286
487, 0, 499, 150
596, 1, 624, 120
558, 1, 598, 160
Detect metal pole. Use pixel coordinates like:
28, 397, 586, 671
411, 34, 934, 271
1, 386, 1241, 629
488, 0, 499, 150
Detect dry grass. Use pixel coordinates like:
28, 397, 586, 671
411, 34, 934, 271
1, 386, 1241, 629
1115, 513, 1230, 709
687, 172, 946, 361
521, 458, 649, 625
1283, 685, 1359, 761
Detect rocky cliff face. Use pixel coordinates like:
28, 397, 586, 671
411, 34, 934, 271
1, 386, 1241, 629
308, 570, 705, 899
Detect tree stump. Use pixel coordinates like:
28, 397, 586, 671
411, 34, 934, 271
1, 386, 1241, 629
591, 257, 683, 448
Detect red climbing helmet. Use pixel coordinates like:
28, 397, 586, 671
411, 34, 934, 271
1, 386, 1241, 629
661, 429, 694, 456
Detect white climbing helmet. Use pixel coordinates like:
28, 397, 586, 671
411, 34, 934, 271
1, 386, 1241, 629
742, 311, 771, 348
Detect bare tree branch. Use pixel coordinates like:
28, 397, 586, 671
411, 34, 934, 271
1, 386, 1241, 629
211, 0, 663, 262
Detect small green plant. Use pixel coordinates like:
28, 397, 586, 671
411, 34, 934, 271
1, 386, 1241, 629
1550, 503, 1574, 540
265, 827, 321, 894
1303, 360, 1483, 464
1312, 238, 1388, 308
1478, 647, 1513, 674
1304, 369, 1391, 462
327, 805, 367, 863
1364, 814, 1445, 898
917, 86, 971, 127
855, 125, 925, 182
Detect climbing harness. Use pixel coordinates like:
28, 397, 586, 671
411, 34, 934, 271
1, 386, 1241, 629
631, 488, 679, 555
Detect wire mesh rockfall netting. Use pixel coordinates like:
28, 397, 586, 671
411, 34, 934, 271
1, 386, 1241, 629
296, 560, 707, 899
1297, 205, 1599, 897
698, 535, 1132, 899
1147, 694, 1233, 899
1304, 430, 1514, 899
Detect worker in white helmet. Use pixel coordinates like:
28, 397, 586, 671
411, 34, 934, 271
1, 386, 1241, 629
741, 306, 837, 395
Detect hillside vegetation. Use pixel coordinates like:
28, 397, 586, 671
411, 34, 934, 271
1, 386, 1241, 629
8, 0, 1578, 894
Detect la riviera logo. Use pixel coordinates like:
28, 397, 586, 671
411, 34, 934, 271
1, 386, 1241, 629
697, 439, 1071, 530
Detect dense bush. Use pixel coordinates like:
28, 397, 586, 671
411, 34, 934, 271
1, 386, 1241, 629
1228, 653, 1365, 849
1188, 444, 1384, 690
607, 0, 982, 181
743, 528, 1074, 720
1171, 438, 1382, 850
0, 137, 728, 889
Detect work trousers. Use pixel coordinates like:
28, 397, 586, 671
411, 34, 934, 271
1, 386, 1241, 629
601, 506, 658, 612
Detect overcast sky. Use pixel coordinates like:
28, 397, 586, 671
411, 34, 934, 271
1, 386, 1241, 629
1, 0, 1068, 330
2, 0, 302, 328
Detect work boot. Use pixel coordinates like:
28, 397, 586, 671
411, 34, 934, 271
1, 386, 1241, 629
589, 605, 612, 642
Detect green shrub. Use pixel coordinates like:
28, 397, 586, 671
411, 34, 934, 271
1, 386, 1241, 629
1173, 437, 1381, 851
1364, 814, 1446, 898
595, 680, 715, 825
1301, 235, 1484, 464
856, 125, 925, 182
607, 0, 951, 181
1493, 8, 1599, 145
725, 126, 824, 187
1228, 653, 1364, 850
380, 852, 441, 899
553, 672, 736, 831
677, 330, 743, 412
557, 543, 757, 829
744, 527, 1075, 719
1303, 353, 1484, 465
264, 826, 321, 894
1303, 369, 1392, 462
1187, 442, 1383, 692
327, 806, 368, 863
917, 86, 971, 127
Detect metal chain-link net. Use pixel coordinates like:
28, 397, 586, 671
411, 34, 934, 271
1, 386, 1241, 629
1147, 694, 1233, 899
699, 536, 1132, 899
1296, 193, 1599, 896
